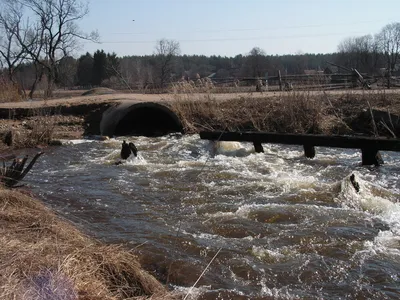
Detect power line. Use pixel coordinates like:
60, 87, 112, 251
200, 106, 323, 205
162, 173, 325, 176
86, 31, 367, 45
107, 19, 390, 35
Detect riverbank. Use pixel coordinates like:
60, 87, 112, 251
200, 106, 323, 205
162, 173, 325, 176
0, 90, 399, 299
0, 186, 178, 299
0, 90, 399, 147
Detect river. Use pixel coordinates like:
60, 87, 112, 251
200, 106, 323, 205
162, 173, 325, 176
26, 134, 400, 299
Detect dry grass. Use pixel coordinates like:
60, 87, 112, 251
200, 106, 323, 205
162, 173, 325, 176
0, 77, 22, 103
0, 106, 86, 149
81, 88, 116, 96
0, 107, 57, 149
169, 89, 400, 137
170, 91, 330, 134
0, 187, 177, 299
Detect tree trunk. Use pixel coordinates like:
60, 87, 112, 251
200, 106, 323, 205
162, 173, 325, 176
45, 71, 55, 98
7, 68, 25, 99
387, 58, 392, 89
28, 64, 45, 99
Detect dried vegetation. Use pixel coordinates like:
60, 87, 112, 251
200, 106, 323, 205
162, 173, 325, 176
0, 188, 178, 299
0, 77, 22, 103
170, 89, 400, 137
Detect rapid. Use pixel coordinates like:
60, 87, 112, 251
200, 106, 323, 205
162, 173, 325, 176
26, 134, 400, 299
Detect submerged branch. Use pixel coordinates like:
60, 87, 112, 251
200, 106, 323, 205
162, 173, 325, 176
0, 152, 44, 187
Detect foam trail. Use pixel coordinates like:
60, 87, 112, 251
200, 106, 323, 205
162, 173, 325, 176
336, 171, 396, 213
211, 141, 253, 157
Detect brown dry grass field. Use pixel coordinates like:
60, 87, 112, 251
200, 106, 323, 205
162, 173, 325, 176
1, 88, 400, 109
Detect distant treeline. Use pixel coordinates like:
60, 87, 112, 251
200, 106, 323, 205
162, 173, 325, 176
1, 0, 399, 97
7, 49, 389, 93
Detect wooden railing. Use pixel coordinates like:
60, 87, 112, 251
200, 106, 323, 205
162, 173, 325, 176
200, 131, 400, 166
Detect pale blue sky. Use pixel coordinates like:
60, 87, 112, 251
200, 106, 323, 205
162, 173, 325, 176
79, 0, 399, 57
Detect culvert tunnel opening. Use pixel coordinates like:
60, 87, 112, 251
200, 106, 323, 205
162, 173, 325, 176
113, 106, 183, 137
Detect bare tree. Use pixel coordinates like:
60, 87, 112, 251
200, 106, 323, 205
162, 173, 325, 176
120, 57, 148, 90
14, 0, 99, 97
154, 39, 180, 88
376, 22, 400, 88
337, 35, 380, 73
0, 1, 29, 86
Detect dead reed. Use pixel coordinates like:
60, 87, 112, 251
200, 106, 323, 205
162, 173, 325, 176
0, 187, 177, 299
169, 89, 400, 137
0, 107, 57, 149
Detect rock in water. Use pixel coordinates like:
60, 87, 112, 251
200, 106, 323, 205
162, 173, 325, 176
129, 142, 138, 157
350, 174, 360, 193
121, 140, 131, 159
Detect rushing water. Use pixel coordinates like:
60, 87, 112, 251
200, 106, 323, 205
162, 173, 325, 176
26, 134, 400, 299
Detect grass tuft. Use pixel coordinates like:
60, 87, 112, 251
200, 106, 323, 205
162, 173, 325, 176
169, 89, 400, 137
0, 188, 177, 299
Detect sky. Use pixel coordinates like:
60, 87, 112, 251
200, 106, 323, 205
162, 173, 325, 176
78, 0, 400, 57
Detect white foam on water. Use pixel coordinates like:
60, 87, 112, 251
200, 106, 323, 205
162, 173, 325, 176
32, 133, 400, 298
170, 285, 209, 300
336, 171, 398, 214
211, 141, 253, 157
269, 170, 318, 193
260, 278, 298, 300
61, 139, 96, 145
336, 171, 400, 253
181, 231, 221, 241
123, 154, 148, 165
251, 246, 288, 262
203, 202, 347, 226
98, 149, 120, 162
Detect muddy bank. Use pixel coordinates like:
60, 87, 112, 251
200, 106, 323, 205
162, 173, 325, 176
0, 101, 113, 141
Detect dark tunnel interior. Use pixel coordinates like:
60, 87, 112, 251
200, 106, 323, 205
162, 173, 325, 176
113, 106, 183, 137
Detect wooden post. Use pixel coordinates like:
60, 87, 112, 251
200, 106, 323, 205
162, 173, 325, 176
303, 145, 316, 158
253, 142, 264, 153
278, 70, 283, 91
361, 148, 384, 166
352, 68, 371, 89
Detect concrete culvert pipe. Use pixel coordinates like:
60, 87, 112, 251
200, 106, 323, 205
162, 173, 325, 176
100, 102, 183, 137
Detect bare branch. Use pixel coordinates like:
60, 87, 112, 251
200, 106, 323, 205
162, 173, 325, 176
154, 39, 180, 88
13, 0, 98, 97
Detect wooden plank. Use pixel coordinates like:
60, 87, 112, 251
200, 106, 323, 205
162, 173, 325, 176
199, 131, 400, 152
